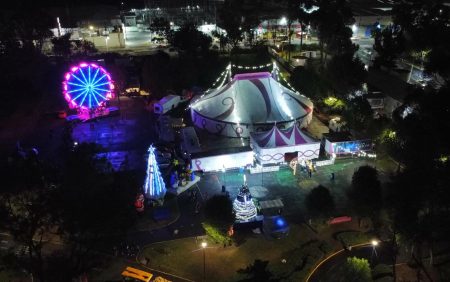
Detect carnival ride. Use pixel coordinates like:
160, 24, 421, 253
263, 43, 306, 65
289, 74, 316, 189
63, 62, 115, 121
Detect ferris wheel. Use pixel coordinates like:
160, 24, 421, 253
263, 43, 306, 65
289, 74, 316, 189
63, 62, 114, 110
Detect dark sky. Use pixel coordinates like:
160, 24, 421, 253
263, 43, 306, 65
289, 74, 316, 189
4, 0, 144, 9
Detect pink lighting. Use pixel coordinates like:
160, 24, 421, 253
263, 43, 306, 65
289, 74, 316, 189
63, 62, 114, 110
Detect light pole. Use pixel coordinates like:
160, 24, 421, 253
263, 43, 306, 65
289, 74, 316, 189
371, 240, 379, 263
201, 241, 207, 282
105, 36, 110, 52
222, 166, 226, 187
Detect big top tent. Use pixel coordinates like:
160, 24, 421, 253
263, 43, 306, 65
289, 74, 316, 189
190, 72, 313, 137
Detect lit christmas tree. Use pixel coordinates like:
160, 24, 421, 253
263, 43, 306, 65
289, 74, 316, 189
144, 145, 167, 202
233, 185, 257, 222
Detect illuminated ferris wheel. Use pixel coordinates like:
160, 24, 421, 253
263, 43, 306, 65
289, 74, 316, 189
63, 62, 114, 111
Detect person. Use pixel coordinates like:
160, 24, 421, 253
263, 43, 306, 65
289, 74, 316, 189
309, 170, 312, 178
222, 185, 226, 193
331, 172, 335, 180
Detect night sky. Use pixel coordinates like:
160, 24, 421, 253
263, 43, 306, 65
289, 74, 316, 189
4, 0, 144, 9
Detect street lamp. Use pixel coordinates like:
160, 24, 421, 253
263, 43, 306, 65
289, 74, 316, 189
89, 25, 94, 37
201, 241, 207, 282
371, 240, 379, 262
105, 36, 110, 52
351, 24, 358, 37
222, 166, 226, 187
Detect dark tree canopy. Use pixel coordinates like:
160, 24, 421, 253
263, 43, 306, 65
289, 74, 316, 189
170, 22, 212, 54
311, 0, 355, 64
52, 33, 73, 57
291, 66, 331, 101
204, 194, 235, 226
305, 185, 335, 216
326, 53, 367, 95
347, 165, 382, 218
218, 1, 244, 49
372, 25, 404, 70
150, 17, 171, 39
393, 1, 450, 80
342, 96, 373, 132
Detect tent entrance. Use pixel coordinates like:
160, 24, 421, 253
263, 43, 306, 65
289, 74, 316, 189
284, 152, 297, 162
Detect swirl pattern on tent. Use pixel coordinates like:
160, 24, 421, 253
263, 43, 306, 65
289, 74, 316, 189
190, 72, 313, 137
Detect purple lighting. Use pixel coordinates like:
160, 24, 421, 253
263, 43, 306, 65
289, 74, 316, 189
62, 62, 114, 110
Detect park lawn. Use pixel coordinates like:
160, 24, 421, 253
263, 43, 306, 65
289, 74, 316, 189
139, 223, 328, 282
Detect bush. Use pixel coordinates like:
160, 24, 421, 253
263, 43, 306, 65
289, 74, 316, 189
372, 264, 392, 279
202, 222, 232, 246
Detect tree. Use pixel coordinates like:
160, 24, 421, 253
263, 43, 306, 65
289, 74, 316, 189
204, 195, 235, 226
342, 96, 373, 132
150, 17, 171, 40
74, 40, 97, 56
237, 259, 275, 282
311, 0, 355, 66
305, 185, 335, 217
218, 0, 244, 49
347, 166, 382, 226
338, 257, 372, 282
241, 10, 260, 47
203, 195, 234, 245
11, 8, 54, 52
212, 30, 229, 51
326, 53, 367, 95
392, 1, 450, 81
52, 33, 73, 57
170, 22, 212, 55
56, 143, 136, 279
291, 66, 331, 101
0, 150, 58, 282
296, 1, 314, 51
372, 25, 404, 70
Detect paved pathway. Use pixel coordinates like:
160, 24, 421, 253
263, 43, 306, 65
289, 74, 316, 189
308, 242, 394, 282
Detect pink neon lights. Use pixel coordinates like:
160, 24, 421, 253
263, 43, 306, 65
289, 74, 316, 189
62, 62, 114, 110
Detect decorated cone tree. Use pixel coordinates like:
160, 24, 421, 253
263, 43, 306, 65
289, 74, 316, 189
144, 145, 167, 204
233, 185, 257, 222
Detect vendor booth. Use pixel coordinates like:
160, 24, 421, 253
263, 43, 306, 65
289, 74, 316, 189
323, 132, 372, 158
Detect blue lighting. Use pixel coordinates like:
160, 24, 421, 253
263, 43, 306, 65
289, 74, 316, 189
66, 64, 111, 109
275, 218, 286, 227
144, 145, 167, 200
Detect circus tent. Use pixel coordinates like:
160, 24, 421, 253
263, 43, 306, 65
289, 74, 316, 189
190, 72, 313, 137
250, 125, 320, 165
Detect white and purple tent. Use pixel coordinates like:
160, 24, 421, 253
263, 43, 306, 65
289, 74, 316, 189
250, 125, 320, 165
190, 72, 313, 137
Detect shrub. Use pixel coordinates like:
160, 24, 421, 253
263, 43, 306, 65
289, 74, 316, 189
202, 222, 232, 246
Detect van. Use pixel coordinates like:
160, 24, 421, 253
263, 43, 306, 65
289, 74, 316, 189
154, 95, 186, 114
